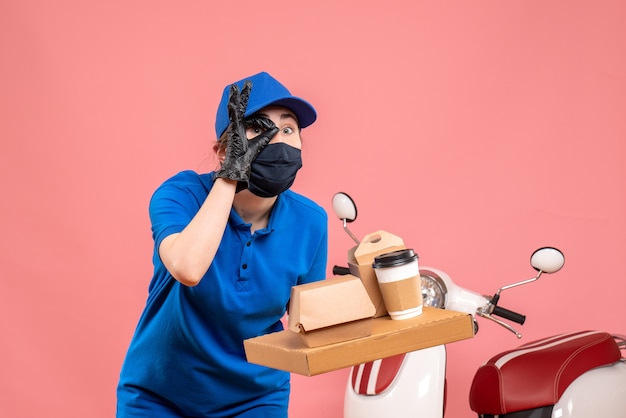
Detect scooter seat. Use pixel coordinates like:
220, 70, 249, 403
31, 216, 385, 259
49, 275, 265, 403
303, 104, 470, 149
469, 330, 621, 415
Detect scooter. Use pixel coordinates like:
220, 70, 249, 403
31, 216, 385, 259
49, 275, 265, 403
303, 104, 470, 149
331, 192, 626, 418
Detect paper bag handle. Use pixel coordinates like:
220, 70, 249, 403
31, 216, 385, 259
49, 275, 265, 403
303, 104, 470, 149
353, 230, 405, 263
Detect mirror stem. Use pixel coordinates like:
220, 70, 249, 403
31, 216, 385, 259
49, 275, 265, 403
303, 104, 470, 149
495, 271, 544, 297
343, 219, 361, 245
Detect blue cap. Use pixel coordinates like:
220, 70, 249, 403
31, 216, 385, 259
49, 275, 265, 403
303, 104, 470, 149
215, 71, 317, 138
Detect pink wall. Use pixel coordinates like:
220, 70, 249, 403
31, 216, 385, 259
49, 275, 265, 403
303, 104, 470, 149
2, 1, 625, 417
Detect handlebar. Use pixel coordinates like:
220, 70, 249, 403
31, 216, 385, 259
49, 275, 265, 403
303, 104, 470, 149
492, 306, 526, 325
333, 265, 351, 276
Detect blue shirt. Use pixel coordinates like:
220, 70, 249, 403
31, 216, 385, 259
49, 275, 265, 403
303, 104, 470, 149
117, 171, 328, 416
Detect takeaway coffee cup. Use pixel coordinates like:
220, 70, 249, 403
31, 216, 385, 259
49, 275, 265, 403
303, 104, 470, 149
372, 249, 423, 320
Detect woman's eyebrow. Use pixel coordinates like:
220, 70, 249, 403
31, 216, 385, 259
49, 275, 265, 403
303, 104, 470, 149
280, 112, 297, 122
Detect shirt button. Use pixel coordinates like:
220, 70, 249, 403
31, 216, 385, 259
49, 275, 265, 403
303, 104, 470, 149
246, 241, 251, 246
242, 264, 248, 269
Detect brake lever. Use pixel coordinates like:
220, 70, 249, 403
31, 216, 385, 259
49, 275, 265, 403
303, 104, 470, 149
476, 309, 522, 338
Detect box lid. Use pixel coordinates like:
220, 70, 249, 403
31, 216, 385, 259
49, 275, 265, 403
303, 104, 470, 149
245, 307, 475, 376
288, 275, 375, 333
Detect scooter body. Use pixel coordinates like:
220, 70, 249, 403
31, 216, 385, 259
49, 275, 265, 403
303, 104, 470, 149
332, 192, 625, 418
344, 346, 446, 418
555, 360, 626, 417
344, 277, 626, 418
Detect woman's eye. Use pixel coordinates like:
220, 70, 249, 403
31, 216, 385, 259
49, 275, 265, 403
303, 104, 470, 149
281, 126, 294, 135
244, 117, 274, 134
245, 127, 264, 138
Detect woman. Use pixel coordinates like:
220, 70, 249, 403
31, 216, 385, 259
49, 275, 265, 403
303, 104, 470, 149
117, 71, 328, 417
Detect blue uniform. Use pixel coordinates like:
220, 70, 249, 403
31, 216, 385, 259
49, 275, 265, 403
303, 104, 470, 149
117, 171, 328, 417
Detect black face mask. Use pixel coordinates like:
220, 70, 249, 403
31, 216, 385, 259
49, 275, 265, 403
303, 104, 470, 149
248, 143, 302, 197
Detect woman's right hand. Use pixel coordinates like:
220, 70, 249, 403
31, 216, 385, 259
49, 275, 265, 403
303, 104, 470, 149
215, 80, 278, 185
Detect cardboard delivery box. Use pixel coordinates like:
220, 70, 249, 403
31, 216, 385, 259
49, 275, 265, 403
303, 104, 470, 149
288, 275, 376, 348
244, 307, 474, 376
348, 230, 406, 318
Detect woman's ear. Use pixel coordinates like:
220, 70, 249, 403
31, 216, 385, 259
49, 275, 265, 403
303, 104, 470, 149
213, 142, 226, 164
